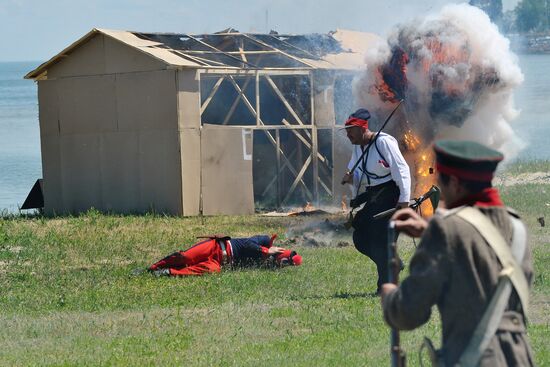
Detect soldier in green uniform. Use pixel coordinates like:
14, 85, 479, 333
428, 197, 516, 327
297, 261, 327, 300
380, 140, 535, 366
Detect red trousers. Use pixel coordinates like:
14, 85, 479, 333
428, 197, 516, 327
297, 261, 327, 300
149, 239, 224, 276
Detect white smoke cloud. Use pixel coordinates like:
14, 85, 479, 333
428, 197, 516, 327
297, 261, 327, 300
353, 3, 524, 162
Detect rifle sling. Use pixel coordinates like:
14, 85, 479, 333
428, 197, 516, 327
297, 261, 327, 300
454, 207, 528, 367
455, 207, 529, 314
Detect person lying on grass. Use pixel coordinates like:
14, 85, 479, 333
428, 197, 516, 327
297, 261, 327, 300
148, 234, 302, 276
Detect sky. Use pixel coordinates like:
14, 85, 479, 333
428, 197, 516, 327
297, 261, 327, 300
0, 0, 520, 62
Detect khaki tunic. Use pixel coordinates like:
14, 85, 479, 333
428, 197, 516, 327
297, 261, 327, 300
383, 206, 535, 366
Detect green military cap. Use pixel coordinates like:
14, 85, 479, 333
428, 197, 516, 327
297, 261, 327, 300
434, 140, 504, 182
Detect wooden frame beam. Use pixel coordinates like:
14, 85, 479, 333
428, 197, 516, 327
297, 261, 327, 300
199, 69, 311, 75
281, 119, 330, 168
282, 156, 312, 205
200, 76, 225, 114
181, 50, 280, 55
226, 75, 258, 118
242, 33, 317, 69
265, 75, 305, 126
222, 84, 313, 198
223, 76, 254, 125
197, 69, 328, 206
182, 33, 259, 68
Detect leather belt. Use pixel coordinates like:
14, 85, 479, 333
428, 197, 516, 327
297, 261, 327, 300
218, 240, 232, 265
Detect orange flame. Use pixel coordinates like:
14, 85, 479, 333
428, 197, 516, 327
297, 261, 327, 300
403, 129, 421, 151
366, 39, 476, 217
403, 131, 436, 217
370, 68, 399, 103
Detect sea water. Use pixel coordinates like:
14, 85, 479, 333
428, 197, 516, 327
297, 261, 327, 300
0, 56, 548, 211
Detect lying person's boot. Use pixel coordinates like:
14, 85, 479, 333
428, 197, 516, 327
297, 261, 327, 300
151, 268, 171, 277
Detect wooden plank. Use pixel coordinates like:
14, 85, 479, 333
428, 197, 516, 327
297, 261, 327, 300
261, 148, 296, 197
222, 84, 314, 199
179, 50, 279, 55
190, 56, 227, 67
242, 34, 317, 69
169, 49, 213, 67
199, 71, 319, 203
183, 34, 258, 68
276, 130, 281, 206
319, 177, 332, 195
267, 34, 322, 60
282, 155, 312, 205
281, 118, 310, 145
223, 77, 253, 125
251, 125, 314, 130
310, 72, 315, 125
199, 69, 310, 75
281, 119, 331, 167
238, 38, 248, 63
312, 126, 319, 205
200, 76, 225, 114
227, 76, 259, 118
262, 151, 329, 199
255, 71, 260, 126
262, 130, 313, 200
264, 75, 305, 125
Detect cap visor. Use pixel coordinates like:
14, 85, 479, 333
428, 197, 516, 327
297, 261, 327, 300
338, 125, 355, 130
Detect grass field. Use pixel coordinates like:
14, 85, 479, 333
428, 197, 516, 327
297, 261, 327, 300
0, 165, 549, 366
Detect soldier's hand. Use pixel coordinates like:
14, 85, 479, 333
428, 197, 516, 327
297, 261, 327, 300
380, 283, 398, 304
391, 208, 428, 238
267, 246, 284, 255
341, 172, 353, 185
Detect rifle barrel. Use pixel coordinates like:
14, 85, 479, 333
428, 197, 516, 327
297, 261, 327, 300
373, 207, 397, 220
388, 221, 406, 367
373, 185, 440, 220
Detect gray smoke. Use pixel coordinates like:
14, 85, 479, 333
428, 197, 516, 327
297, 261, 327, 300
353, 3, 524, 161
285, 216, 352, 248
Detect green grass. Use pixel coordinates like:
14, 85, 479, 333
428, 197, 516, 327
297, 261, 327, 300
0, 163, 549, 366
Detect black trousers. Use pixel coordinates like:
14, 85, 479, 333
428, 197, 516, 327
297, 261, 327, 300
352, 181, 400, 291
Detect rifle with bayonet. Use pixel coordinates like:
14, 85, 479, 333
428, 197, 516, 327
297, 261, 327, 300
373, 185, 440, 220
388, 221, 406, 367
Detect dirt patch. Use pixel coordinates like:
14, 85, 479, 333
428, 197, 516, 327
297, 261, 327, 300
495, 172, 550, 187
5, 246, 23, 253
528, 293, 550, 325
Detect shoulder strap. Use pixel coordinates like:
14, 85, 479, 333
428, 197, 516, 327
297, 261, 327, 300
454, 207, 529, 313
457, 270, 514, 367
509, 212, 527, 262
359, 140, 391, 182
454, 207, 529, 367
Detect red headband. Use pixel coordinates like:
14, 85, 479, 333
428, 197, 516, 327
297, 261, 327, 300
436, 162, 494, 182
276, 250, 302, 266
345, 117, 369, 129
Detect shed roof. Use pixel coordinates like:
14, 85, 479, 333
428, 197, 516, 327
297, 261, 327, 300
26, 28, 380, 79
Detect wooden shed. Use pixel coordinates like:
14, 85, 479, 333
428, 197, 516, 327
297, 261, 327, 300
25, 28, 380, 215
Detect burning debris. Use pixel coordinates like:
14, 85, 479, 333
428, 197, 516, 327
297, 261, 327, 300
354, 4, 524, 202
